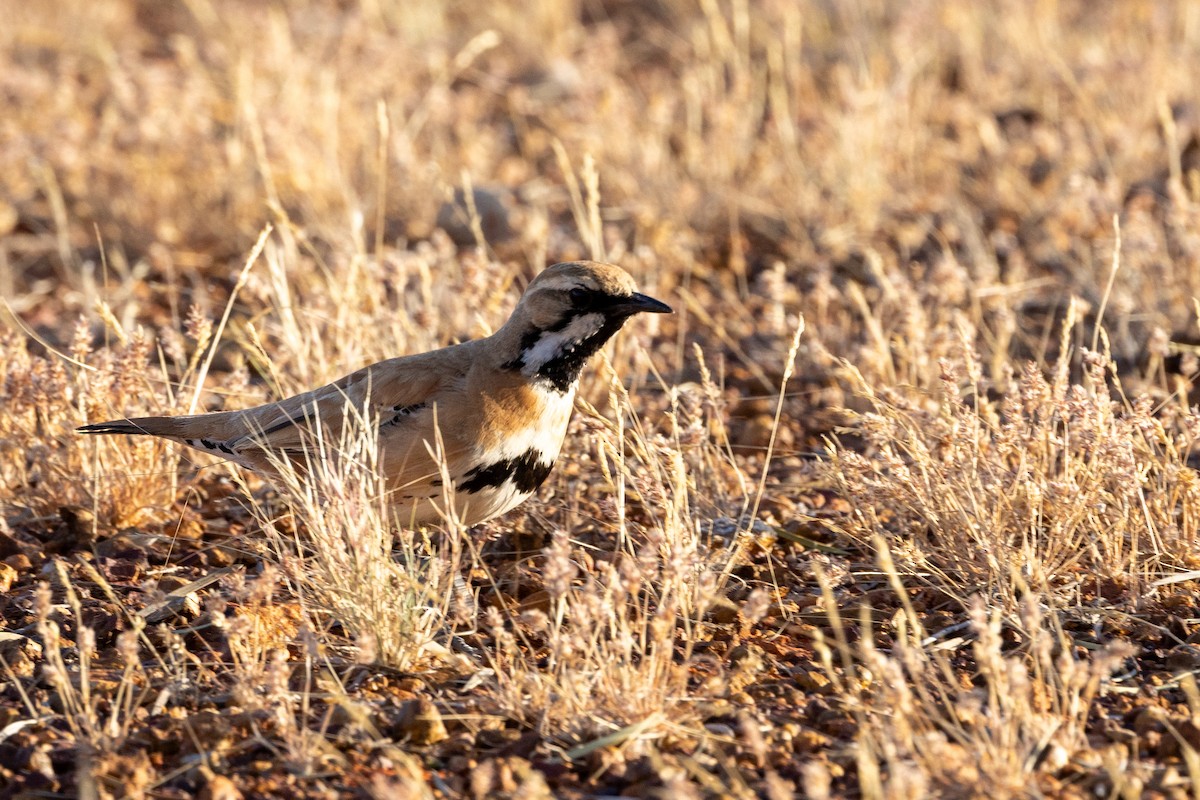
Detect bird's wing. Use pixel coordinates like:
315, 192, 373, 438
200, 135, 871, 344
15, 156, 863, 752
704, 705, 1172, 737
78, 344, 478, 489
225, 352, 458, 459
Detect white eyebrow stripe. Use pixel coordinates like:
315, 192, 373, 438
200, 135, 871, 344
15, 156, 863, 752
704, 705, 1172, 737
533, 276, 585, 292
520, 312, 605, 373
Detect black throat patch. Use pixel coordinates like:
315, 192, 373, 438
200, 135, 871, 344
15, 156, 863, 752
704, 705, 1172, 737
459, 448, 555, 495
503, 312, 630, 393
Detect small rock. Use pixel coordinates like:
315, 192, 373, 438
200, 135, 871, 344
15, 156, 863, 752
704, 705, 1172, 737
173, 510, 205, 541
198, 773, 243, 800
59, 506, 97, 540
157, 576, 192, 593
205, 546, 235, 568
4, 552, 32, 572
101, 558, 142, 584
792, 668, 833, 694
730, 643, 765, 672
436, 187, 517, 246
44, 506, 98, 553
95, 534, 147, 560
1166, 645, 1200, 671
389, 698, 448, 745
794, 729, 832, 752
1132, 705, 1167, 736
0, 632, 42, 679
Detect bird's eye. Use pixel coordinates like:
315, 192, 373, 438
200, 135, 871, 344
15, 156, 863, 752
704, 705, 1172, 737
569, 287, 591, 307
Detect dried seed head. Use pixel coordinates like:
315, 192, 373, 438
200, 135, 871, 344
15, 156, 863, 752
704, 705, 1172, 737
117, 629, 140, 669
542, 532, 577, 600
741, 588, 771, 628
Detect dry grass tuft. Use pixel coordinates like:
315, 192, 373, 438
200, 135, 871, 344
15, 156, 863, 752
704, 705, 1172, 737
824, 577, 1134, 798
255, 403, 464, 673
831, 308, 1200, 611
480, 382, 734, 749
0, 319, 191, 528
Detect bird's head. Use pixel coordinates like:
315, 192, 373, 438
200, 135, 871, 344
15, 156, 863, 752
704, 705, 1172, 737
500, 261, 672, 391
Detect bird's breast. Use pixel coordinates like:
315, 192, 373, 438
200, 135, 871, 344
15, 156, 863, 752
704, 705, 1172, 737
382, 379, 577, 526
473, 381, 575, 458
446, 381, 575, 517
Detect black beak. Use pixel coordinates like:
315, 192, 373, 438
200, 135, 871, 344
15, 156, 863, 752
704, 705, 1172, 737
611, 292, 673, 316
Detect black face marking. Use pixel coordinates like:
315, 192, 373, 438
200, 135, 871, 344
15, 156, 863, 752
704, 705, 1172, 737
568, 286, 594, 309
501, 290, 639, 392
501, 326, 545, 373
459, 448, 554, 495
529, 314, 631, 392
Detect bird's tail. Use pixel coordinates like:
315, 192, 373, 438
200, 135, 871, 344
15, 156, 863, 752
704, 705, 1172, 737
78, 416, 197, 438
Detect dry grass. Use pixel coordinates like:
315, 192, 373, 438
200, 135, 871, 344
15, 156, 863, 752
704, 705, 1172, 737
6, 0, 1200, 797
832, 307, 1200, 612
257, 398, 465, 673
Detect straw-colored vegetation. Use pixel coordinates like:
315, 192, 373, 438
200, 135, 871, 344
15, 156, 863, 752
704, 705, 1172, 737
4, 1, 1200, 797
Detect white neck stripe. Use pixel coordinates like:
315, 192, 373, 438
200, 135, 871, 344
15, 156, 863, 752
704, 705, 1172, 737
520, 313, 604, 374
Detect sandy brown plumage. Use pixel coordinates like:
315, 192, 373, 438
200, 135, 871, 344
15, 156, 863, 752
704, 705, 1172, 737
79, 261, 671, 526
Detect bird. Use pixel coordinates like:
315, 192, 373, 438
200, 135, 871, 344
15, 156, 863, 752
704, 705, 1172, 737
78, 260, 672, 526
